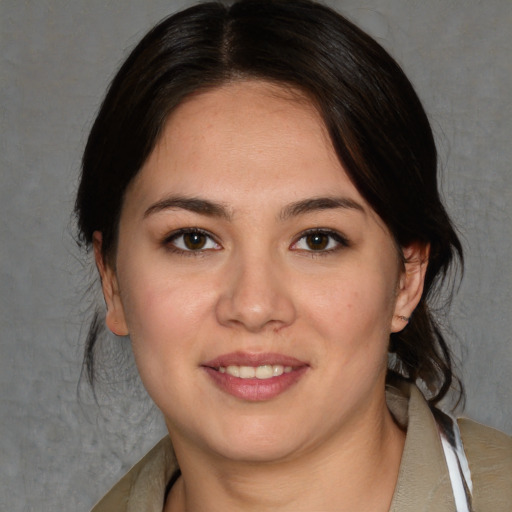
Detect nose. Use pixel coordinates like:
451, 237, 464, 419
215, 253, 296, 333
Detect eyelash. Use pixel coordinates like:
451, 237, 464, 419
163, 228, 221, 256
162, 228, 350, 256
291, 229, 350, 256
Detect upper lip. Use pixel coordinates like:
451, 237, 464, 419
202, 351, 307, 369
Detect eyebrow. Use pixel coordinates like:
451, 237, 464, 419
144, 196, 232, 220
279, 196, 365, 220
143, 194, 365, 221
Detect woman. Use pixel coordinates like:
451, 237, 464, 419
76, 1, 512, 510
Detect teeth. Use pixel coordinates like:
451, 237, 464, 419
239, 366, 255, 378
220, 364, 290, 379
226, 365, 239, 377
256, 365, 273, 379
273, 365, 284, 377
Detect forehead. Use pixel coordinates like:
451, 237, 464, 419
123, 80, 372, 221
169, 80, 323, 132
161, 81, 332, 158
140, 82, 343, 182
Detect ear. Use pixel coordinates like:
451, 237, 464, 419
391, 242, 430, 333
93, 231, 129, 336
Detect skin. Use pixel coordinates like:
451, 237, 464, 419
95, 80, 428, 511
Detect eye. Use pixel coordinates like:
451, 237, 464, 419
165, 229, 221, 253
291, 229, 349, 253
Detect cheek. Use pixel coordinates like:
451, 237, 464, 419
117, 272, 218, 412
305, 267, 396, 332
298, 260, 399, 372
117, 265, 216, 363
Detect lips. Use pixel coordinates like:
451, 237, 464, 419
204, 351, 306, 368
202, 352, 309, 401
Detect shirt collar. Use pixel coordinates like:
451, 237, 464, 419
105, 382, 456, 512
388, 382, 456, 511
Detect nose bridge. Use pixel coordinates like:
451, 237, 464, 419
216, 244, 296, 332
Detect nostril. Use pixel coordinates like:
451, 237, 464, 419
215, 278, 296, 332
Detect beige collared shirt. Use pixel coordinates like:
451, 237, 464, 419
91, 383, 512, 512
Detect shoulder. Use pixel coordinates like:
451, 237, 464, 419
458, 418, 512, 470
90, 436, 177, 512
458, 418, 512, 511
90, 469, 134, 512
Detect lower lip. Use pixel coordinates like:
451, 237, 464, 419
203, 366, 308, 401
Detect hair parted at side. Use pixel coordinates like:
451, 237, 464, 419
75, 0, 463, 405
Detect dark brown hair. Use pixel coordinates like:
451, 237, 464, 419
76, 0, 463, 405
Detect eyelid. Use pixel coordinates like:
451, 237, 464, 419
291, 228, 350, 252
163, 228, 222, 253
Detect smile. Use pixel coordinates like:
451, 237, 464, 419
218, 365, 293, 379
202, 352, 308, 401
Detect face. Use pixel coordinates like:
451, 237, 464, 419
96, 81, 425, 463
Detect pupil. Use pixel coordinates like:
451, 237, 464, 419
307, 233, 328, 250
184, 233, 205, 250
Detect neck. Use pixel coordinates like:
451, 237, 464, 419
166, 398, 405, 512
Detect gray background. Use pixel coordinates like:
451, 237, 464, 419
1, 1, 511, 510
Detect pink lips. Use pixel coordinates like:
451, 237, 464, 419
202, 352, 309, 402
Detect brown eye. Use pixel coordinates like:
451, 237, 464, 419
183, 232, 207, 250
167, 229, 220, 252
305, 233, 329, 251
291, 230, 349, 253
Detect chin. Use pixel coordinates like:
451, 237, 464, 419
202, 418, 313, 464
215, 439, 303, 464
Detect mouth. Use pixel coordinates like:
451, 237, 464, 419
217, 364, 293, 379
202, 352, 309, 401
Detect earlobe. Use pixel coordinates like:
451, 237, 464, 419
93, 231, 129, 336
391, 242, 430, 333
